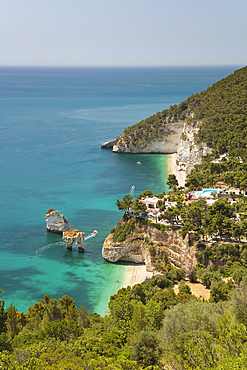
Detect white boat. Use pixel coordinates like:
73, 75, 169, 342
137, 161, 142, 164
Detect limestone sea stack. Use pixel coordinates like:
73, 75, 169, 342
63, 229, 85, 252
45, 209, 70, 234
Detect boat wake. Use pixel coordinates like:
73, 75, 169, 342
84, 230, 98, 241
130, 185, 135, 195
28, 241, 64, 260
28, 230, 98, 259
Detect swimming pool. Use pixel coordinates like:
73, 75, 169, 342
195, 189, 220, 197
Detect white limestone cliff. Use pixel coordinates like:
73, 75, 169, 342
176, 121, 212, 175
112, 122, 184, 154
45, 209, 70, 234
102, 223, 197, 273
102, 233, 154, 272
102, 120, 213, 269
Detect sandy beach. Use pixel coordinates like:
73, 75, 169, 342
122, 264, 154, 288
168, 153, 186, 187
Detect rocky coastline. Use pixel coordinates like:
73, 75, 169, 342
102, 221, 198, 274
101, 139, 117, 149
101, 119, 212, 272
112, 122, 184, 154
102, 120, 211, 184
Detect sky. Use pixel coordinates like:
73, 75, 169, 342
0, 0, 246, 67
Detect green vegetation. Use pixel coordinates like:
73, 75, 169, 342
2, 269, 247, 369
112, 214, 141, 242
0, 272, 189, 369
166, 174, 179, 190
115, 194, 133, 213
2, 67, 247, 369
115, 66, 247, 156
185, 154, 247, 190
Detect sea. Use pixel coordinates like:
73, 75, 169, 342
0, 66, 239, 316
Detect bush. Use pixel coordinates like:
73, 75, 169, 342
188, 269, 197, 283
148, 245, 156, 256
178, 282, 192, 295
131, 329, 162, 368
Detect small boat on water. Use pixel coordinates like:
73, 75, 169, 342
131, 186, 135, 190
93, 230, 98, 235
114, 279, 120, 283
137, 161, 142, 164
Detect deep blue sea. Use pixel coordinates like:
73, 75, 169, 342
0, 66, 239, 315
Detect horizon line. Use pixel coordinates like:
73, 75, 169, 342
0, 64, 244, 69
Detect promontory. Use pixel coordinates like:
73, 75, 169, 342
102, 66, 247, 273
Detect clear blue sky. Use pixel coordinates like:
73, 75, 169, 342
1, 0, 246, 66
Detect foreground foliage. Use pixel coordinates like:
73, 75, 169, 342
1, 269, 247, 369
2, 67, 247, 369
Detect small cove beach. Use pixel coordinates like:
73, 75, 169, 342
111, 152, 184, 297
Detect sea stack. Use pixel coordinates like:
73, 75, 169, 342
45, 209, 70, 234
63, 229, 85, 252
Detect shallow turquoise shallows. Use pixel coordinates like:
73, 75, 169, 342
0, 66, 238, 315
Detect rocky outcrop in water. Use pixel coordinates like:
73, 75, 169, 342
101, 140, 117, 148
45, 209, 70, 234
102, 222, 197, 273
63, 229, 85, 252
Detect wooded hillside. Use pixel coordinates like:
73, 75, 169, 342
116, 66, 247, 156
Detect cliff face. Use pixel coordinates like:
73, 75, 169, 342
102, 223, 198, 273
112, 122, 184, 154
108, 119, 211, 175
176, 121, 212, 175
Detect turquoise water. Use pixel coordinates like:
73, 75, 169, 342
0, 66, 238, 315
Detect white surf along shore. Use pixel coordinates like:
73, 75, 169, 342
119, 152, 186, 289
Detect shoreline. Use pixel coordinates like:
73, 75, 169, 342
168, 153, 186, 187
118, 153, 186, 291
95, 264, 154, 317
122, 264, 154, 288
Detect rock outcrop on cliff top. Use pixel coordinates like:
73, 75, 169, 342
45, 209, 70, 234
102, 220, 197, 273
